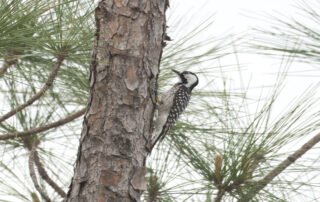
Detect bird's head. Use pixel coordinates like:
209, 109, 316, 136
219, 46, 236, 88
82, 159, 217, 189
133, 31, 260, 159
172, 69, 199, 90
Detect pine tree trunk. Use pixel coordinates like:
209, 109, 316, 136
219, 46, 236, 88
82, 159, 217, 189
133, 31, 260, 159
66, 1, 167, 201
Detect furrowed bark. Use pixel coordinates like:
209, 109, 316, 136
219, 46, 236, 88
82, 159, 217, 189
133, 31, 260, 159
66, 1, 168, 201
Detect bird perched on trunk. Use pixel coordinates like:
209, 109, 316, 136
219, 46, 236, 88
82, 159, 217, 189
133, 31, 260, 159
150, 69, 199, 150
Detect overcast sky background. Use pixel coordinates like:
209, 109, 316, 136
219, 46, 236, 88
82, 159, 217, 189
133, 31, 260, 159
167, 0, 319, 122
164, 1, 320, 200
2, 1, 320, 201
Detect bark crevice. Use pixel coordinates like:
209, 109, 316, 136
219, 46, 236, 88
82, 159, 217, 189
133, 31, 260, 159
66, 1, 167, 201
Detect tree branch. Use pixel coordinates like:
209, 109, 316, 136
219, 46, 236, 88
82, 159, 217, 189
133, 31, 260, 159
29, 144, 51, 202
34, 150, 67, 198
0, 108, 86, 140
0, 52, 19, 77
0, 61, 12, 77
0, 56, 64, 123
214, 189, 226, 202
243, 132, 320, 200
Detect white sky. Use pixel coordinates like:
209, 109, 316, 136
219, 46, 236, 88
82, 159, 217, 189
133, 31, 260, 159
168, 0, 319, 118
165, 1, 320, 201
1, 1, 320, 201
170, 0, 297, 31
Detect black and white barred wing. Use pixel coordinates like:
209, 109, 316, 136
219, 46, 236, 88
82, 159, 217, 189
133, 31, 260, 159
159, 85, 191, 140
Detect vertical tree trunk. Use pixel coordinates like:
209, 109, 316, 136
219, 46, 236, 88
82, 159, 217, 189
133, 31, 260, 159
66, 0, 167, 201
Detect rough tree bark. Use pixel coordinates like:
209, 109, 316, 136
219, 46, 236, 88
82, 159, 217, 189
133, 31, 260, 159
66, 0, 168, 201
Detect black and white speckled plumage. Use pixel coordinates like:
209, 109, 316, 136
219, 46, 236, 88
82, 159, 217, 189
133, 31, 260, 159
151, 70, 198, 149
159, 85, 191, 140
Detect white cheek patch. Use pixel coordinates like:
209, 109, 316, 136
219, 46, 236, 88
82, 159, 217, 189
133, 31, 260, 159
185, 74, 198, 87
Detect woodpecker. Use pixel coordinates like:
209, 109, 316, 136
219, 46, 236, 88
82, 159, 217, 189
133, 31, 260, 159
151, 69, 199, 149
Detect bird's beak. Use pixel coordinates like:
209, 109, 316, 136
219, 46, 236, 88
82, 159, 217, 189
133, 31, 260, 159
172, 69, 181, 76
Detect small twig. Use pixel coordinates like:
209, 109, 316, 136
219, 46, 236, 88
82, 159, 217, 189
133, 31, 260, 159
29, 143, 51, 202
214, 188, 226, 202
243, 132, 320, 200
0, 108, 86, 140
31, 192, 41, 202
0, 56, 64, 123
0, 61, 12, 77
0, 52, 19, 77
34, 150, 67, 197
